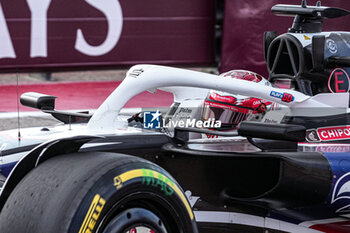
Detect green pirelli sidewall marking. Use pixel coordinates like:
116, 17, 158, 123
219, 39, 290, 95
113, 168, 194, 220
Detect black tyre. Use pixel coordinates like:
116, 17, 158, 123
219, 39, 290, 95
0, 152, 197, 233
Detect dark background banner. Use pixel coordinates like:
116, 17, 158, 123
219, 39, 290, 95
2, 0, 350, 74
0, 0, 216, 71
221, 0, 350, 77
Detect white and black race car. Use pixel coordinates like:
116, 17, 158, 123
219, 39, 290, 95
1, 1, 350, 233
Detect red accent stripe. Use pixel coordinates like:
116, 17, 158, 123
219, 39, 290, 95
0, 81, 173, 112
310, 220, 350, 233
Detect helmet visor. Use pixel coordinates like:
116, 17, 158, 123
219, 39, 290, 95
202, 100, 251, 129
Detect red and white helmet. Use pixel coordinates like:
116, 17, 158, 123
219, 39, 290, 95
201, 70, 278, 130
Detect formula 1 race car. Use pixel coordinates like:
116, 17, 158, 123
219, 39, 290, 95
2, 1, 350, 233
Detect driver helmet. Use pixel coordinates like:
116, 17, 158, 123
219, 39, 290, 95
201, 70, 278, 130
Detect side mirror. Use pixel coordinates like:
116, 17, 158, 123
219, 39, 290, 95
20, 92, 56, 110
312, 35, 325, 71
264, 31, 278, 61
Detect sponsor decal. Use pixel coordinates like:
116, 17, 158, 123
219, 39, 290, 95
178, 108, 192, 114
209, 93, 236, 103
331, 172, 350, 213
128, 68, 144, 78
328, 68, 350, 93
326, 39, 338, 54
143, 110, 162, 129
205, 100, 241, 112
316, 125, 350, 141
270, 91, 294, 103
79, 194, 106, 233
263, 118, 279, 123
304, 35, 311, 40
306, 129, 321, 142
261, 110, 284, 124
253, 100, 262, 106
173, 107, 193, 119
205, 134, 219, 139
316, 145, 350, 153
112, 168, 194, 220
300, 143, 350, 152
